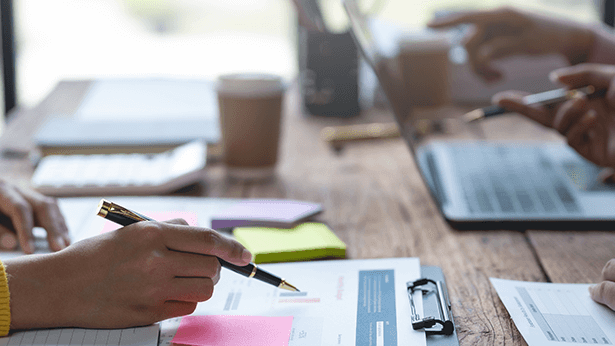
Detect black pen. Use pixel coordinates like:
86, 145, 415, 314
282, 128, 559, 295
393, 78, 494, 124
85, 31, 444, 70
463, 85, 607, 122
96, 199, 299, 292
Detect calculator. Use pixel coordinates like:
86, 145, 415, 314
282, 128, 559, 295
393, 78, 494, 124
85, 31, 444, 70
31, 140, 207, 196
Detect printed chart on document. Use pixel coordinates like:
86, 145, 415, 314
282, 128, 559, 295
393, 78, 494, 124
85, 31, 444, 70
491, 278, 615, 345
159, 258, 426, 346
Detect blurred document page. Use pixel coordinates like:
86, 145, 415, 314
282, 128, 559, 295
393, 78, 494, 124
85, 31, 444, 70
33, 79, 222, 150
160, 258, 426, 346
75, 79, 217, 121
491, 278, 615, 345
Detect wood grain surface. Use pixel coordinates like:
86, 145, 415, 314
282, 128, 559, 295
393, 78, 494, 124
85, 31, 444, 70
2, 80, 615, 346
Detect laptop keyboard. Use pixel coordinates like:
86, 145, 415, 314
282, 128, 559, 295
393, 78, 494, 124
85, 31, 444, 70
449, 145, 580, 215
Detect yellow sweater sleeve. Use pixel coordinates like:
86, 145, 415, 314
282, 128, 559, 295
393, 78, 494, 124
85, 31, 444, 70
0, 260, 11, 336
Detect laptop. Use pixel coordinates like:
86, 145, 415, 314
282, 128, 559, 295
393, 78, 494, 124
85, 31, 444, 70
343, 0, 615, 229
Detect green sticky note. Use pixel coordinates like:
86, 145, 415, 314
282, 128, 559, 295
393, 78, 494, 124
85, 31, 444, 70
233, 223, 346, 264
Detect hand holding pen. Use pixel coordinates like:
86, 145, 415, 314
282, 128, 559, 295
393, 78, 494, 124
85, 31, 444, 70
463, 85, 607, 123
97, 199, 299, 292
1, 201, 259, 330
476, 64, 615, 169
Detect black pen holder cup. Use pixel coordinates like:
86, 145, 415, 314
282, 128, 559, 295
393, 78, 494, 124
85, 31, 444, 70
298, 27, 360, 117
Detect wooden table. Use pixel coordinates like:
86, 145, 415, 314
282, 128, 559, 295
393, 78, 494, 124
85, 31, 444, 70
2, 80, 614, 346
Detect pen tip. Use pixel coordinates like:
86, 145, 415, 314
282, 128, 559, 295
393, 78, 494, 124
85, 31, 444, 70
462, 109, 484, 123
279, 280, 300, 292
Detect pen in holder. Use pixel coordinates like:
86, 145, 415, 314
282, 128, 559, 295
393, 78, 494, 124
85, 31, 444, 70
407, 278, 455, 335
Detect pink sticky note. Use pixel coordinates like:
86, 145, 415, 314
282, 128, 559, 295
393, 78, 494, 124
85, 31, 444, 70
172, 315, 294, 346
101, 211, 198, 234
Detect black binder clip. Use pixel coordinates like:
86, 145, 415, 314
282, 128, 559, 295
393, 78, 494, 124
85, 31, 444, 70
407, 278, 454, 335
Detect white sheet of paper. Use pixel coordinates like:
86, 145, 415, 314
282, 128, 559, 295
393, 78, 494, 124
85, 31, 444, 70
160, 258, 426, 346
0, 196, 240, 261
491, 278, 615, 345
0, 197, 426, 346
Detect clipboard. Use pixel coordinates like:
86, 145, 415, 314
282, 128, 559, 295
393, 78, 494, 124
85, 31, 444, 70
409, 266, 461, 346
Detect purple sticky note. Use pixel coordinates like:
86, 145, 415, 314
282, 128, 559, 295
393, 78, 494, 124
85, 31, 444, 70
172, 315, 294, 346
101, 211, 198, 234
210, 199, 322, 229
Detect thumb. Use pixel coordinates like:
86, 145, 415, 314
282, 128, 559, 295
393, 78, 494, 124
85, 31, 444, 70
589, 282, 615, 311
599, 168, 615, 184
0, 224, 17, 250
492, 90, 552, 127
549, 64, 615, 90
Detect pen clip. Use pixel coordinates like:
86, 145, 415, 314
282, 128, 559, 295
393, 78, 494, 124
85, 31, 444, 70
407, 278, 455, 335
98, 199, 151, 222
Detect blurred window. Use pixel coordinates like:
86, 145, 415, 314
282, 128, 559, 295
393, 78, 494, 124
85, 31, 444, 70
14, 0, 296, 107
13, 0, 600, 107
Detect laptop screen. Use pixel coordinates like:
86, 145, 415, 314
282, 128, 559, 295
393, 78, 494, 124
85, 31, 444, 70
343, 0, 486, 216
343, 0, 477, 156
343, 0, 615, 227
343, 0, 437, 157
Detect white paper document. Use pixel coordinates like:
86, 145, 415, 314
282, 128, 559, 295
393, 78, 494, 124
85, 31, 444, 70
160, 258, 426, 346
0, 197, 426, 346
491, 278, 615, 345
0, 197, 240, 261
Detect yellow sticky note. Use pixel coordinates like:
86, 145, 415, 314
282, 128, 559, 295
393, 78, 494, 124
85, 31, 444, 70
233, 223, 346, 264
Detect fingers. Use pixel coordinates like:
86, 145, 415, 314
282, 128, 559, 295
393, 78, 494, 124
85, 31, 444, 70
429, 8, 525, 82
168, 251, 221, 281
0, 182, 35, 253
599, 168, 615, 184
553, 97, 588, 136
492, 90, 553, 127
565, 110, 601, 149
566, 110, 605, 164
428, 8, 516, 28
602, 259, 615, 281
16, 187, 70, 252
590, 259, 615, 311
167, 278, 215, 303
477, 36, 525, 65
590, 281, 615, 311
551, 64, 615, 90
164, 218, 189, 226
0, 224, 18, 250
472, 35, 526, 81
160, 301, 198, 320
160, 223, 252, 266
463, 26, 503, 81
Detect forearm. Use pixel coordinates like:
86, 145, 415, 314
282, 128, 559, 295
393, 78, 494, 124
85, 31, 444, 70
3, 253, 75, 330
